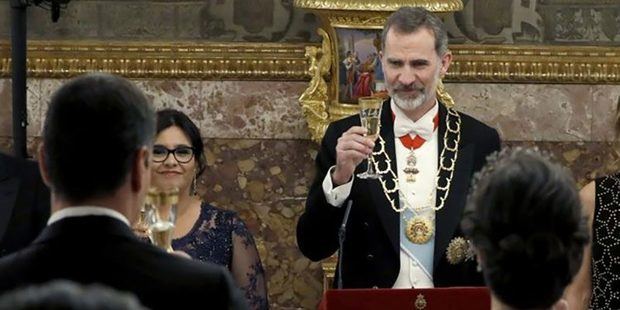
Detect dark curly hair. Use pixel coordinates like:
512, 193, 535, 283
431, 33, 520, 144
461, 147, 589, 309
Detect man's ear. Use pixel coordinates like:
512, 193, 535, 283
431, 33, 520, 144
439, 50, 453, 77
37, 144, 52, 187
131, 147, 150, 193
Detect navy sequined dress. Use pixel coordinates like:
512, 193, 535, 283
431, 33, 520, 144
590, 174, 620, 309
172, 202, 268, 310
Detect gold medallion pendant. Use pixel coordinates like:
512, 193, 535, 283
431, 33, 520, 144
406, 216, 433, 244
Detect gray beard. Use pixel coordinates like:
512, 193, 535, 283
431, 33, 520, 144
393, 91, 427, 112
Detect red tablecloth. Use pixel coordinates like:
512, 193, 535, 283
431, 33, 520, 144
318, 287, 490, 310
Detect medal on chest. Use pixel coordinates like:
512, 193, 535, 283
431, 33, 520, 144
405, 215, 434, 244
403, 151, 420, 183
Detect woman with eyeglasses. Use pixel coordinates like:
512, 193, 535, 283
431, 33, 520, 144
150, 109, 268, 310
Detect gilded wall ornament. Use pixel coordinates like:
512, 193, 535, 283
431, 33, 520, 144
299, 28, 331, 143
0, 41, 311, 81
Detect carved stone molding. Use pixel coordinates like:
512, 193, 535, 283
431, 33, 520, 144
0, 41, 312, 81
1, 41, 617, 85
449, 44, 620, 84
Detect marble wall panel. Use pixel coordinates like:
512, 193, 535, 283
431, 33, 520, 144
36, 79, 67, 136
0, 79, 50, 138
445, 83, 596, 142
200, 81, 309, 139
136, 80, 208, 130
591, 85, 620, 142
36, 79, 310, 140
505, 141, 619, 187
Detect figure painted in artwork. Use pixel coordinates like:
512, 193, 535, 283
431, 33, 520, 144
353, 53, 378, 99
342, 51, 360, 101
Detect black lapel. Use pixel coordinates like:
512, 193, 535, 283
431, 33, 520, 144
433, 104, 474, 269
367, 99, 400, 253
0, 155, 20, 243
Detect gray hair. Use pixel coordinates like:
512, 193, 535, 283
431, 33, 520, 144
381, 7, 449, 57
0, 280, 148, 310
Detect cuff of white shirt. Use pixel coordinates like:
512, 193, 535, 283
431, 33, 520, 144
322, 166, 354, 207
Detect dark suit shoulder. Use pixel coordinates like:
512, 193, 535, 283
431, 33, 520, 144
0, 235, 246, 309
0, 153, 43, 186
0, 153, 50, 257
0, 153, 21, 178
139, 247, 246, 309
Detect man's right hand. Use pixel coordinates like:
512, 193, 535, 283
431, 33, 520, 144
332, 126, 375, 186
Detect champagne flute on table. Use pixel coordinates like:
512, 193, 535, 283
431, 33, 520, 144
357, 96, 383, 179
148, 187, 179, 253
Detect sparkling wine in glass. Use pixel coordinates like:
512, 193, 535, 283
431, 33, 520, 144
147, 187, 178, 253
357, 96, 383, 179
150, 221, 175, 252
132, 189, 158, 238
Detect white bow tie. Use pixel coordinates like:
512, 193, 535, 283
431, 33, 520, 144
393, 116, 435, 140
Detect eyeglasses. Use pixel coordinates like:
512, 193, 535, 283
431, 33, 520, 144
152, 145, 194, 163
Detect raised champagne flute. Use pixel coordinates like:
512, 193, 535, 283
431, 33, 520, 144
357, 96, 383, 179
148, 187, 179, 253
133, 188, 159, 238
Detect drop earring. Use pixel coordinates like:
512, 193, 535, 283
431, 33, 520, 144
191, 175, 198, 196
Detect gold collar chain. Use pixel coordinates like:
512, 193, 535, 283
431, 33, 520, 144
371, 107, 461, 214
